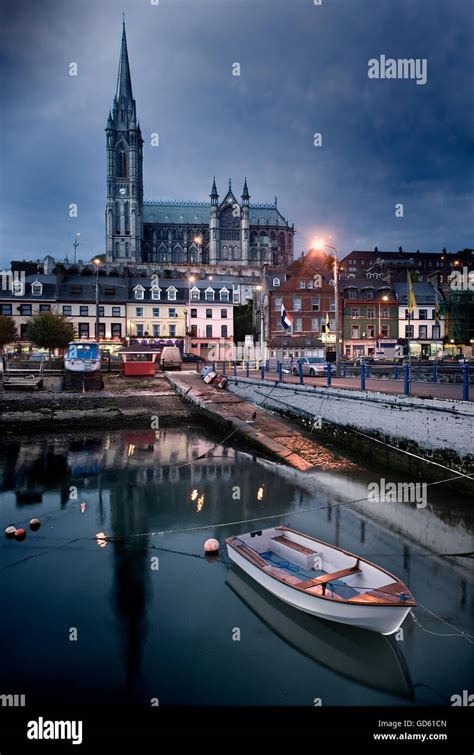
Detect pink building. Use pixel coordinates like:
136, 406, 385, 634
187, 283, 234, 362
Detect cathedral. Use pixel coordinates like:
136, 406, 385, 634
105, 22, 294, 267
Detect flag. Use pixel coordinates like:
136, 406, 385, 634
322, 312, 330, 333
407, 271, 416, 315
435, 293, 441, 322
281, 302, 293, 330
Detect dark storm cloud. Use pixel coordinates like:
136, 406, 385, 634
0, 0, 472, 265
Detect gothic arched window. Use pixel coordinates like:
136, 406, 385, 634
124, 202, 130, 233
117, 148, 127, 177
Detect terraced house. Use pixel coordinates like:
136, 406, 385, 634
341, 279, 398, 358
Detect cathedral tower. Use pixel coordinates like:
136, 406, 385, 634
105, 20, 143, 262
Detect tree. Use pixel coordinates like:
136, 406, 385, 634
0, 316, 17, 351
24, 311, 76, 356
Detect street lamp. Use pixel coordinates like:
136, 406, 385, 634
92, 258, 101, 343
255, 284, 264, 363
313, 241, 340, 374
187, 275, 196, 352
378, 294, 389, 348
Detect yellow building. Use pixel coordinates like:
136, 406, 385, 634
126, 281, 187, 340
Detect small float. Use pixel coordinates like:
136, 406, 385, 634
225, 526, 415, 635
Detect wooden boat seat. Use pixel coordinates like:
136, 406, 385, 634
271, 535, 316, 556
349, 581, 415, 606
233, 541, 268, 569
298, 562, 361, 591
263, 566, 302, 586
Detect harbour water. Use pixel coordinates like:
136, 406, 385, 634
0, 427, 472, 707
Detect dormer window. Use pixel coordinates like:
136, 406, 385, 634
166, 286, 177, 301
273, 278, 280, 287
31, 280, 43, 296
299, 280, 306, 289
134, 285, 145, 300
151, 287, 161, 300
219, 287, 230, 302
190, 287, 200, 301
205, 287, 215, 302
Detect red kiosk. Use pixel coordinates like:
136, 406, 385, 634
119, 345, 159, 377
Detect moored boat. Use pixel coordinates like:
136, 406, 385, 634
225, 526, 415, 635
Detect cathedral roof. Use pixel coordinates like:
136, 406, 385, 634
143, 201, 290, 227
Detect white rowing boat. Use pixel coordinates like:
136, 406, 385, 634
225, 526, 415, 635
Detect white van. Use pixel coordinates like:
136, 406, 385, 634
160, 346, 182, 371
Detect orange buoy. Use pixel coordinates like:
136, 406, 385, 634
14, 528, 26, 541
29, 518, 41, 531
5, 525, 16, 539
204, 538, 219, 554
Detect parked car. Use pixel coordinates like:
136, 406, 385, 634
181, 353, 206, 364
291, 357, 336, 377
160, 346, 182, 371
372, 351, 386, 362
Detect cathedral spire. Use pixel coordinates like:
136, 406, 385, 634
242, 177, 250, 201
115, 18, 133, 102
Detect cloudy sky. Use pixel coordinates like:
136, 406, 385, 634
0, 0, 472, 266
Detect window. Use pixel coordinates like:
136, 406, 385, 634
168, 308, 176, 318
311, 297, 320, 312
136, 307, 143, 317
311, 317, 319, 331
272, 278, 280, 287
111, 323, 122, 338
299, 280, 306, 289
191, 288, 200, 301
206, 309, 212, 318
351, 325, 360, 338
329, 302, 336, 312
205, 289, 214, 301
152, 308, 160, 318
367, 325, 375, 338
275, 297, 282, 310
405, 325, 414, 338
63, 305, 72, 316
136, 324, 144, 337
96, 323, 106, 339
419, 325, 427, 338
381, 325, 389, 338
419, 309, 427, 320
112, 307, 121, 317
20, 304, 32, 316
190, 325, 197, 336
39, 304, 50, 312
233, 291, 240, 303
307, 280, 313, 289
191, 308, 197, 318
78, 323, 89, 338
80, 306, 89, 316
363, 289, 374, 300
1, 304, 12, 315
221, 325, 228, 338
31, 281, 43, 296
293, 297, 302, 311
98, 306, 105, 316
348, 289, 357, 300
134, 287, 144, 300
220, 289, 229, 301
167, 287, 177, 301
206, 325, 212, 338
169, 324, 176, 337
221, 309, 227, 319
382, 307, 390, 318
351, 307, 360, 317
153, 324, 160, 337
367, 308, 375, 319
294, 318, 302, 332
151, 289, 161, 300
432, 324, 440, 338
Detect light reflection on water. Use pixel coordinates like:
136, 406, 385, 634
0, 428, 472, 707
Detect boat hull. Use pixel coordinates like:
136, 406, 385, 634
226, 543, 412, 635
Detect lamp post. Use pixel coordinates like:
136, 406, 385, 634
187, 275, 196, 352
255, 285, 263, 365
92, 258, 101, 343
378, 294, 389, 348
312, 241, 340, 374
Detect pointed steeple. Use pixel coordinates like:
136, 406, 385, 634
210, 176, 219, 205
115, 18, 133, 102
242, 177, 250, 201
228, 178, 232, 190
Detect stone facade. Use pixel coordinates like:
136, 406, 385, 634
105, 23, 294, 267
